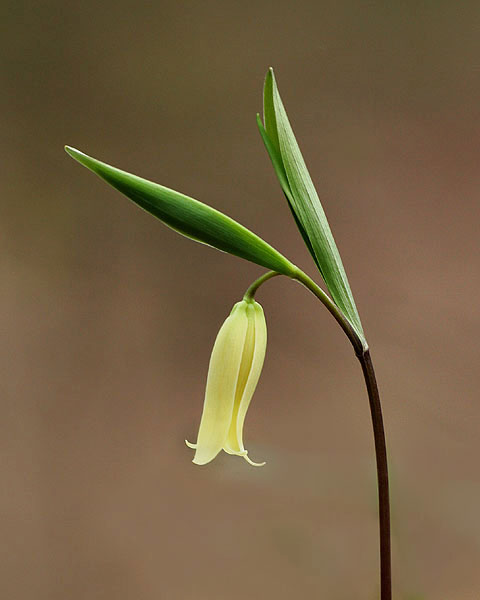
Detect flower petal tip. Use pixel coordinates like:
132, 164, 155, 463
244, 455, 266, 467
185, 439, 197, 449
192, 457, 210, 466
239, 450, 266, 467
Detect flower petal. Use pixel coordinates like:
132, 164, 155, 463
191, 303, 248, 465
224, 302, 256, 454
225, 301, 267, 463
237, 302, 267, 447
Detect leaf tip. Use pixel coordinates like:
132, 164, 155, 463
64, 145, 86, 164
64, 147, 102, 176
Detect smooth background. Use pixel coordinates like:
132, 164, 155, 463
2, 2, 479, 599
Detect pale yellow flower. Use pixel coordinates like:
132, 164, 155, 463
186, 299, 267, 466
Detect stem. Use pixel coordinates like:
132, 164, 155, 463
244, 269, 391, 599
293, 271, 391, 599
293, 269, 366, 355
358, 350, 391, 600
243, 270, 281, 301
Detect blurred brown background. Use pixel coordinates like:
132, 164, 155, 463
2, 1, 480, 599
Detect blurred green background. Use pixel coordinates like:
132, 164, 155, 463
2, 1, 480, 599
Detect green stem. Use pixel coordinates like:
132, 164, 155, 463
244, 269, 391, 600
244, 269, 364, 356
292, 269, 365, 355
243, 270, 281, 301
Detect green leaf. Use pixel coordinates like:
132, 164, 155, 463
258, 68, 364, 340
64, 146, 297, 277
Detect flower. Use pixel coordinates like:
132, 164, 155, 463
186, 299, 267, 466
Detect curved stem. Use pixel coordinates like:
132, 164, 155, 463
293, 271, 391, 598
293, 269, 366, 355
358, 350, 391, 600
243, 270, 281, 301
244, 269, 391, 599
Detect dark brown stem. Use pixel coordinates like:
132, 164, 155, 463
245, 270, 392, 598
357, 349, 391, 600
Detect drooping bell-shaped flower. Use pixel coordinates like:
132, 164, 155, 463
186, 299, 267, 466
